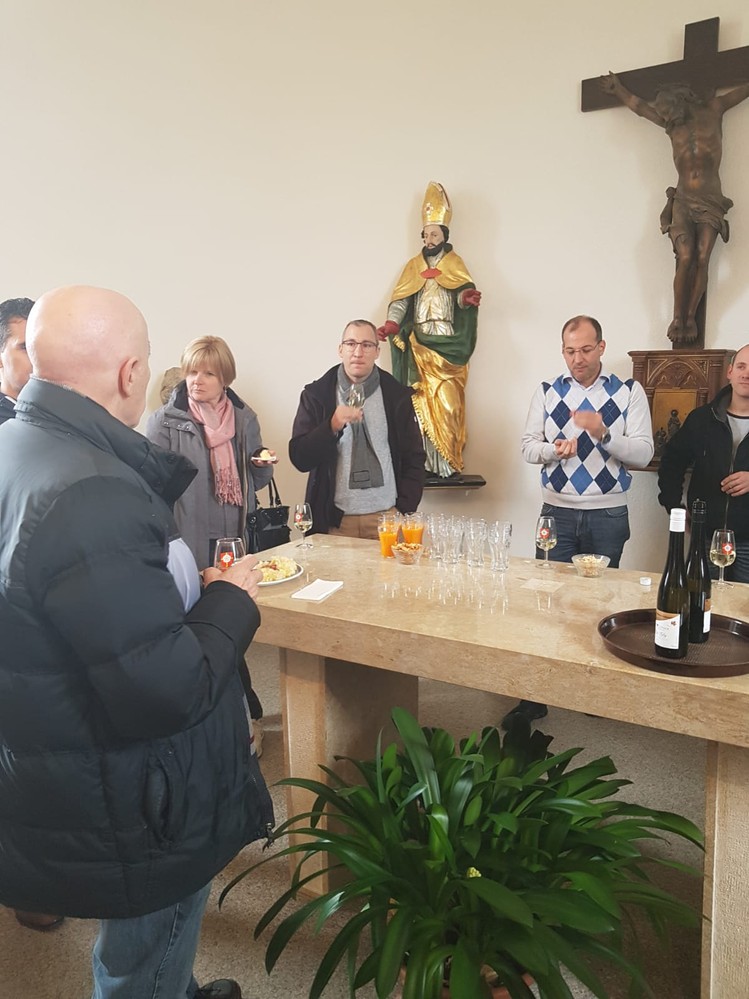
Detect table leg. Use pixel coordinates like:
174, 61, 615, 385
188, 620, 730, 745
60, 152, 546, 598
279, 649, 419, 892
701, 741, 749, 997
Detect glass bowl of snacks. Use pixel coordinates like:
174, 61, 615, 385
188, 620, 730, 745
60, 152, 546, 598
571, 553, 610, 578
391, 542, 424, 566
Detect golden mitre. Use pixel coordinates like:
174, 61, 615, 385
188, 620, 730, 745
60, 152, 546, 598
421, 181, 452, 227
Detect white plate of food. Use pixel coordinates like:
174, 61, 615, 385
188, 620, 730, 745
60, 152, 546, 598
257, 556, 304, 586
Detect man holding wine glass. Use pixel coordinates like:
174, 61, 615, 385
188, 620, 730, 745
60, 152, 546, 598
0, 287, 273, 999
659, 343, 749, 584
289, 319, 425, 540
504, 314, 654, 729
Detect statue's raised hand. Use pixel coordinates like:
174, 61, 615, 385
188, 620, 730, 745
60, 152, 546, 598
600, 71, 624, 98
377, 321, 399, 342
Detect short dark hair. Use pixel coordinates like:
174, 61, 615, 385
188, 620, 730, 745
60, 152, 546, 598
342, 319, 377, 341
561, 315, 603, 342
0, 298, 34, 352
420, 225, 450, 243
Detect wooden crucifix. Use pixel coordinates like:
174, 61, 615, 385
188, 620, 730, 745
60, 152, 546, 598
581, 17, 749, 349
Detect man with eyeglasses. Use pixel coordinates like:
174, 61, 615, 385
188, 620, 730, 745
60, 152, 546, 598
502, 315, 653, 729
289, 320, 425, 539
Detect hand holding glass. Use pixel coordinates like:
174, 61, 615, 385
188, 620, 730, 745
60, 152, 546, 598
710, 529, 735, 587
535, 516, 557, 569
294, 503, 313, 549
214, 537, 246, 571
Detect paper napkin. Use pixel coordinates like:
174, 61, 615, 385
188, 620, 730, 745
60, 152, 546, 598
291, 579, 343, 602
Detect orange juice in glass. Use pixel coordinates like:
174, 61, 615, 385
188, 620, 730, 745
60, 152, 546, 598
402, 512, 424, 546
378, 513, 400, 558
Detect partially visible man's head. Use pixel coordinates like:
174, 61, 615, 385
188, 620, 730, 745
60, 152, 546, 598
338, 319, 380, 384
728, 344, 749, 403
561, 315, 605, 388
0, 297, 34, 400
26, 287, 150, 427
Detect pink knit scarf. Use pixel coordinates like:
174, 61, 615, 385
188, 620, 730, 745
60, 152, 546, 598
187, 392, 243, 506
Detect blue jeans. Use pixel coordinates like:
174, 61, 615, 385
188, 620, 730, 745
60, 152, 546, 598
708, 538, 749, 584
537, 503, 630, 568
92, 882, 211, 999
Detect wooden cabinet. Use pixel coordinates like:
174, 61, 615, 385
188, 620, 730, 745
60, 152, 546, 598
628, 349, 733, 470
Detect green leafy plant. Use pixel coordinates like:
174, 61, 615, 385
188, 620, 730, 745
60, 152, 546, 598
221, 708, 703, 999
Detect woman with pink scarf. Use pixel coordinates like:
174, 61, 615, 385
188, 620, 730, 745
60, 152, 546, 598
147, 336, 277, 743
147, 336, 277, 570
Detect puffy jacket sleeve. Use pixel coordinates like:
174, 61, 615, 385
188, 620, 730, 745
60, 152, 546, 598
24, 475, 259, 741
145, 407, 171, 450
289, 387, 341, 473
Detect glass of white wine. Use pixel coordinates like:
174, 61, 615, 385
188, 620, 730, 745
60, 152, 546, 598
294, 502, 313, 549
710, 528, 736, 587
535, 515, 557, 569
347, 384, 365, 410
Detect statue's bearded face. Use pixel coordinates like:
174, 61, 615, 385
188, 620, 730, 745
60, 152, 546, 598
422, 224, 445, 257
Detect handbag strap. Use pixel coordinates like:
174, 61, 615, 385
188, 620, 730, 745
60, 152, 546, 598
256, 477, 284, 507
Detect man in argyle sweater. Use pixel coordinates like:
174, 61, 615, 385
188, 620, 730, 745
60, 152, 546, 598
503, 315, 654, 729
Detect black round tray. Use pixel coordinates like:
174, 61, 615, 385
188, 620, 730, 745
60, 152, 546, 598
598, 608, 749, 677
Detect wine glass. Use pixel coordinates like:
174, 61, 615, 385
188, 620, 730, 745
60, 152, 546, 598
213, 537, 245, 571
535, 515, 557, 569
710, 528, 736, 587
294, 503, 313, 549
347, 384, 365, 410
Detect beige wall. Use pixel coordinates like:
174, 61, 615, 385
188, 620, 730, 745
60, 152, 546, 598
2, 0, 748, 570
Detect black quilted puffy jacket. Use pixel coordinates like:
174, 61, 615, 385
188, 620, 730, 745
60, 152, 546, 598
0, 379, 273, 918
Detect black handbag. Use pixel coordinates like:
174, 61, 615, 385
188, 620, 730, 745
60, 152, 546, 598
246, 478, 291, 553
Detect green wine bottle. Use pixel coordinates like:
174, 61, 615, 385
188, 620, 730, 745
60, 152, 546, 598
686, 500, 711, 644
655, 507, 689, 659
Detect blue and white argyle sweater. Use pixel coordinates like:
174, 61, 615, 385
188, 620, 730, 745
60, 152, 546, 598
541, 372, 635, 504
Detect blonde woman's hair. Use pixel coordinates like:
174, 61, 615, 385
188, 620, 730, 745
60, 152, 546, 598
180, 336, 237, 386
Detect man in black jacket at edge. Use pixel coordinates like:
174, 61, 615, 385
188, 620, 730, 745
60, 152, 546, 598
658, 344, 749, 583
0, 286, 273, 999
289, 319, 425, 539
0, 295, 68, 935
0, 297, 34, 426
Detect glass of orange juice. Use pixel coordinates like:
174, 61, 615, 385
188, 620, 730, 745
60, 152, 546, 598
402, 512, 424, 546
378, 512, 400, 558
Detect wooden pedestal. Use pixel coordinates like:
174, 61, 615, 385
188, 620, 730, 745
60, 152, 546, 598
629, 349, 733, 470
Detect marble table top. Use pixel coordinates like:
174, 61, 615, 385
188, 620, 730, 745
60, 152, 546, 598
254, 535, 749, 749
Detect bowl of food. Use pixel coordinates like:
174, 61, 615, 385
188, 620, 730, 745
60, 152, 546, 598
571, 553, 610, 578
391, 542, 424, 566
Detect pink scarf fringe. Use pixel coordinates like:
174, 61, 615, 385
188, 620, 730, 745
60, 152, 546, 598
187, 392, 243, 506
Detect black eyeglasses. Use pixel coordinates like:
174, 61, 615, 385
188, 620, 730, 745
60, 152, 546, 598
341, 340, 378, 352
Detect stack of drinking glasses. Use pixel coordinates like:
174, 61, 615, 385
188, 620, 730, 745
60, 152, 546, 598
465, 518, 488, 567
443, 516, 465, 565
423, 512, 444, 560
487, 520, 512, 571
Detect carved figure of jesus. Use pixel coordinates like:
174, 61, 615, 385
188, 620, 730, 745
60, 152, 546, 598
601, 72, 749, 345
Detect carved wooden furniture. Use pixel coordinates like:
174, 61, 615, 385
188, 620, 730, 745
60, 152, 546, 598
629, 348, 732, 469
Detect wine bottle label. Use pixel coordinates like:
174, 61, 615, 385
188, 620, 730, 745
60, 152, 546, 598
704, 609, 711, 633
655, 610, 682, 650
